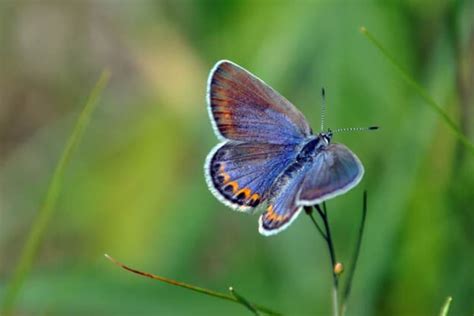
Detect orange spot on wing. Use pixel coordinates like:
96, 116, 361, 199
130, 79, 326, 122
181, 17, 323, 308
221, 172, 230, 183
218, 165, 231, 183
236, 188, 252, 199
226, 181, 239, 193
266, 205, 285, 222
249, 193, 260, 202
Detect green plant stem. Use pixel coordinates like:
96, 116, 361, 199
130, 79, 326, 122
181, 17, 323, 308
304, 206, 327, 239
0, 70, 110, 315
318, 204, 340, 316
312, 204, 340, 316
360, 26, 474, 155
341, 190, 368, 316
105, 255, 281, 316
229, 287, 261, 316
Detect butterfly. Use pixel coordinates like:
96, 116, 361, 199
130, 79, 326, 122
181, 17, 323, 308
204, 60, 376, 236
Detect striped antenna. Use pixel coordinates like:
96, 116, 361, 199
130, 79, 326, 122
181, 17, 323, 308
332, 126, 379, 133
320, 88, 326, 131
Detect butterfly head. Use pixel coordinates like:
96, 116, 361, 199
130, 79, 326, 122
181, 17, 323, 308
320, 129, 333, 145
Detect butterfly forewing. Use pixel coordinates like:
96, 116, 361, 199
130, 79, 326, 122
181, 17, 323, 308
207, 60, 311, 144
297, 144, 364, 205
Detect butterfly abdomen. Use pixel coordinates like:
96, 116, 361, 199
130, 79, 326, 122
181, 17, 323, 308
266, 136, 328, 201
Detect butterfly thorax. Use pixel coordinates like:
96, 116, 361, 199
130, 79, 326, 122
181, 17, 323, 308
296, 132, 332, 163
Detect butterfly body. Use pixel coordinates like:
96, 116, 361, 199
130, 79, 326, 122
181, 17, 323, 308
205, 60, 367, 236
297, 133, 331, 162
272, 134, 330, 190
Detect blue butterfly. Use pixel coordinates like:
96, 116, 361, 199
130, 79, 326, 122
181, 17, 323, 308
205, 60, 376, 236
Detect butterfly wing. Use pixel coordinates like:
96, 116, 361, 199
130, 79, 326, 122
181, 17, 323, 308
207, 60, 311, 144
297, 143, 364, 205
259, 143, 364, 235
205, 141, 299, 212
258, 162, 307, 236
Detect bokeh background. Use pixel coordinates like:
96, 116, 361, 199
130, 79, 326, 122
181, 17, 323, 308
1, 1, 473, 315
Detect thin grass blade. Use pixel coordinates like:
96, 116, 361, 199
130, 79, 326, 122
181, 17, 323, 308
105, 254, 281, 316
229, 287, 261, 316
360, 26, 474, 155
439, 296, 452, 316
0, 70, 110, 315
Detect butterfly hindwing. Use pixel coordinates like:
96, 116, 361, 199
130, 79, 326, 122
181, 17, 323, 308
298, 143, 364, 205
205, 141, 299, 212
259, 161, 307, 235
207, 60, 311, 144
259, 143, 364, 235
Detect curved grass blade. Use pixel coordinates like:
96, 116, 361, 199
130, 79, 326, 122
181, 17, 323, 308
1, 70, 110, 315
360, 26, 474, 155
439, 296, 452, 316
105, 254, 281, 316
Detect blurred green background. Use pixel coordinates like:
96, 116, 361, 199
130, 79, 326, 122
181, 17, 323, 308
1, 0, 473, 315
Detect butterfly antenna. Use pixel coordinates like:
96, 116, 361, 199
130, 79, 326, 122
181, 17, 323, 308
332, 126, 379, 133
320, 87, 326, 131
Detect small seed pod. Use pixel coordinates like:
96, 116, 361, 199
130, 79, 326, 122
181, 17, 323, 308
334, 262, 344, 275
